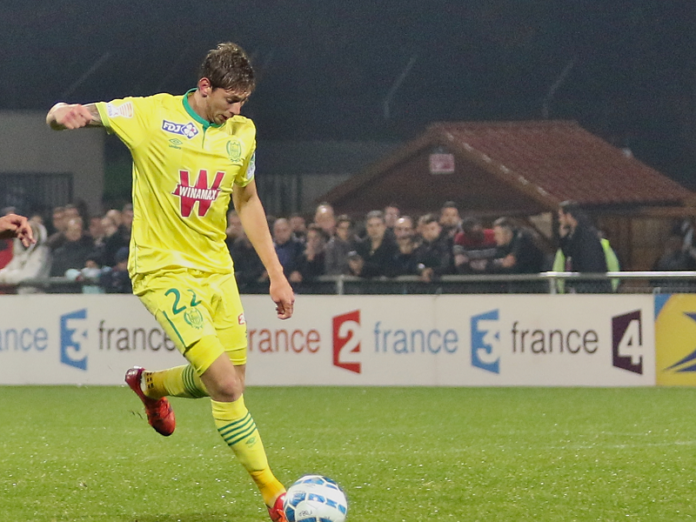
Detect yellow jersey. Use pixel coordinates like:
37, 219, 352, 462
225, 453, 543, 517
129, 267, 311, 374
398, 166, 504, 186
96, 91, 256, 276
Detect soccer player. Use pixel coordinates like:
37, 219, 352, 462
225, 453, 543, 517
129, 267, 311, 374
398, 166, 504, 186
46, 42, 294, 522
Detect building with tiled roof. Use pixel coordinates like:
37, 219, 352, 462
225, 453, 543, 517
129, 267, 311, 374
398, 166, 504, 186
322, 120, 691, 215
320, 121, 694, 269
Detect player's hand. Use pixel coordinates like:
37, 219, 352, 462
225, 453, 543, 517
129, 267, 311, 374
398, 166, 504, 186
0, 214, 35, 247
270, 276, 295, 320
49, 103, 94, 130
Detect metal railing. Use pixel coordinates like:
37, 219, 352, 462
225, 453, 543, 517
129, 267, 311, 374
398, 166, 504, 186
2, 271, 695, 295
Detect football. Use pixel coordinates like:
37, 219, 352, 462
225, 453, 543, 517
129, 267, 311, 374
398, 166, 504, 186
283, 475, 348, 522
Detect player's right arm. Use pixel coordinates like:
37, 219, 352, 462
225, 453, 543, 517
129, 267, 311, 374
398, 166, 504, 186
46, 102, 102, 130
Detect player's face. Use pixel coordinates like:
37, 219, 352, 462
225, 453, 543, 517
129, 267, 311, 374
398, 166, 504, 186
207, 87, 249, 125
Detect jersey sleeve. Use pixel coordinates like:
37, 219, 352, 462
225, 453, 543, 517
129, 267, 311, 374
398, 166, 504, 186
232, 118, 257, 187
235, 148, 256, 187
96, 96, 157, 150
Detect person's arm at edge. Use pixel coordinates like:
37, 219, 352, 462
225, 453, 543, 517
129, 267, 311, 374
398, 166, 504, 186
233, 179, 295, 319
0, 214, 35, 247
46, 103, 103, 130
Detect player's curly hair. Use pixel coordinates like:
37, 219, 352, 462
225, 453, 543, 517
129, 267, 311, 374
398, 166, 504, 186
200, 42, 255, 94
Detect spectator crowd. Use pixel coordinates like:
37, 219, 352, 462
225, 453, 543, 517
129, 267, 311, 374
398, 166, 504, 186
225, 200, 613, 293
0, 201, 133, 294
2, 197, 696, 294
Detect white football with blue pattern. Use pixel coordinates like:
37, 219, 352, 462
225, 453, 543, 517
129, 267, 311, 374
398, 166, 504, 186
283, 475, 348, 522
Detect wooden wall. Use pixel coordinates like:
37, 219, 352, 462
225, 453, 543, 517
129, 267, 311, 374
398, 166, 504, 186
597, 215, 677, 271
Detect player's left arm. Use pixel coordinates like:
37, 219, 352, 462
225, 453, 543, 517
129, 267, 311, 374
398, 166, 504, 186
233, 179, 295, 319
46, 102, 103, 130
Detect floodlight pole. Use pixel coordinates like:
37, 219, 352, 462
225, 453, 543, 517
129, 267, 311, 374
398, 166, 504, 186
383, 54, 418, 120
61, 53, 111, 99
542, 58, 575, 119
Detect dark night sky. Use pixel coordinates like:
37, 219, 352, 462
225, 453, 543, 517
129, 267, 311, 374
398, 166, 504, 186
2, 0, 696, 187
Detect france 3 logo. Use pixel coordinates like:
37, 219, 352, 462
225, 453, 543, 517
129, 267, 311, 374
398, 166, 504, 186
60, 309, 88, 371
470, 310, 501, 374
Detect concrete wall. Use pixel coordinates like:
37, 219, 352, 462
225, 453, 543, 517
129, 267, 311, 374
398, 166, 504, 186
0, 111, 104, 215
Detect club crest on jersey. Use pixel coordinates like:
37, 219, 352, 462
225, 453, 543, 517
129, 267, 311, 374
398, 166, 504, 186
172, 170, 225, 217
226, 139, 243, 165
162, 120, 199, 139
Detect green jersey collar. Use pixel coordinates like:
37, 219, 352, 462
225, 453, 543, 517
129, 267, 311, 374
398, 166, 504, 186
183, 88, 223, 129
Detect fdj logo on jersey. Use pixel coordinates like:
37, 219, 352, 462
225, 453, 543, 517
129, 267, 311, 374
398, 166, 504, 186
60, 309, 88, 371
172, 170, 225, 217
162, 120, 199, 139
333, 310, 361, 374
471, 310, 500, 374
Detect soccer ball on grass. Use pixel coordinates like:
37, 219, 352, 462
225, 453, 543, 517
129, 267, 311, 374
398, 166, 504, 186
283, 475, 348, 522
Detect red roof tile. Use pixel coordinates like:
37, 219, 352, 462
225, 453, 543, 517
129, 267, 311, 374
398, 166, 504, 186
432, 120, 692, 206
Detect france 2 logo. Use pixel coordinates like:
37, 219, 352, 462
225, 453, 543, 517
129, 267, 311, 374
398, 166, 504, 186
333, 310, 361, 374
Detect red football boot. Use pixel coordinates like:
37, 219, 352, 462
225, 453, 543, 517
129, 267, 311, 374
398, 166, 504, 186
268, 492, 287, 522
125, 367, 176, 436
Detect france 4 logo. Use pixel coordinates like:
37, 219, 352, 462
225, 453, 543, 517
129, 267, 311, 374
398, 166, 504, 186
471, 310, 501, 374
60, 309, 88, 371
612, 310, 643, 375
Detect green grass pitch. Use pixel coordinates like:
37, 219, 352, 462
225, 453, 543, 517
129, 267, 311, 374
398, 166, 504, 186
1, 386, 695, 521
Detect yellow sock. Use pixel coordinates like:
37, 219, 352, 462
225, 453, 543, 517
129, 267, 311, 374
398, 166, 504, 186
144, 365, 208, 399
212, 396, 285, 506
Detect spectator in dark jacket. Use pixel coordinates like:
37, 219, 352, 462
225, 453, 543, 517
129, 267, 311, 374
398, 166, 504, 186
558, 201, 609, 292
453, 217, 498, 274
349, 210, 398, 278
231, 232, 266, 291
99, 246, 132, 293
325, 215, 356, 275
393, 216, 419, 276
300, 224, 328, 281
439, 201, 462, 240
101, 218, 130, 267
413, 213, 452, 282
273, 217, 304, 284
50, 218, 95, 277
488, 218, 545, 274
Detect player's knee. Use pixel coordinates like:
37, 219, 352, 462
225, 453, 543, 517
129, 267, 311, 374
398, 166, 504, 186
208, 373, 242, 402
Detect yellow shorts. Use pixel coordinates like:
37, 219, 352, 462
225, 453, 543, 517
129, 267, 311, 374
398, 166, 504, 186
132, 269, 247, 373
